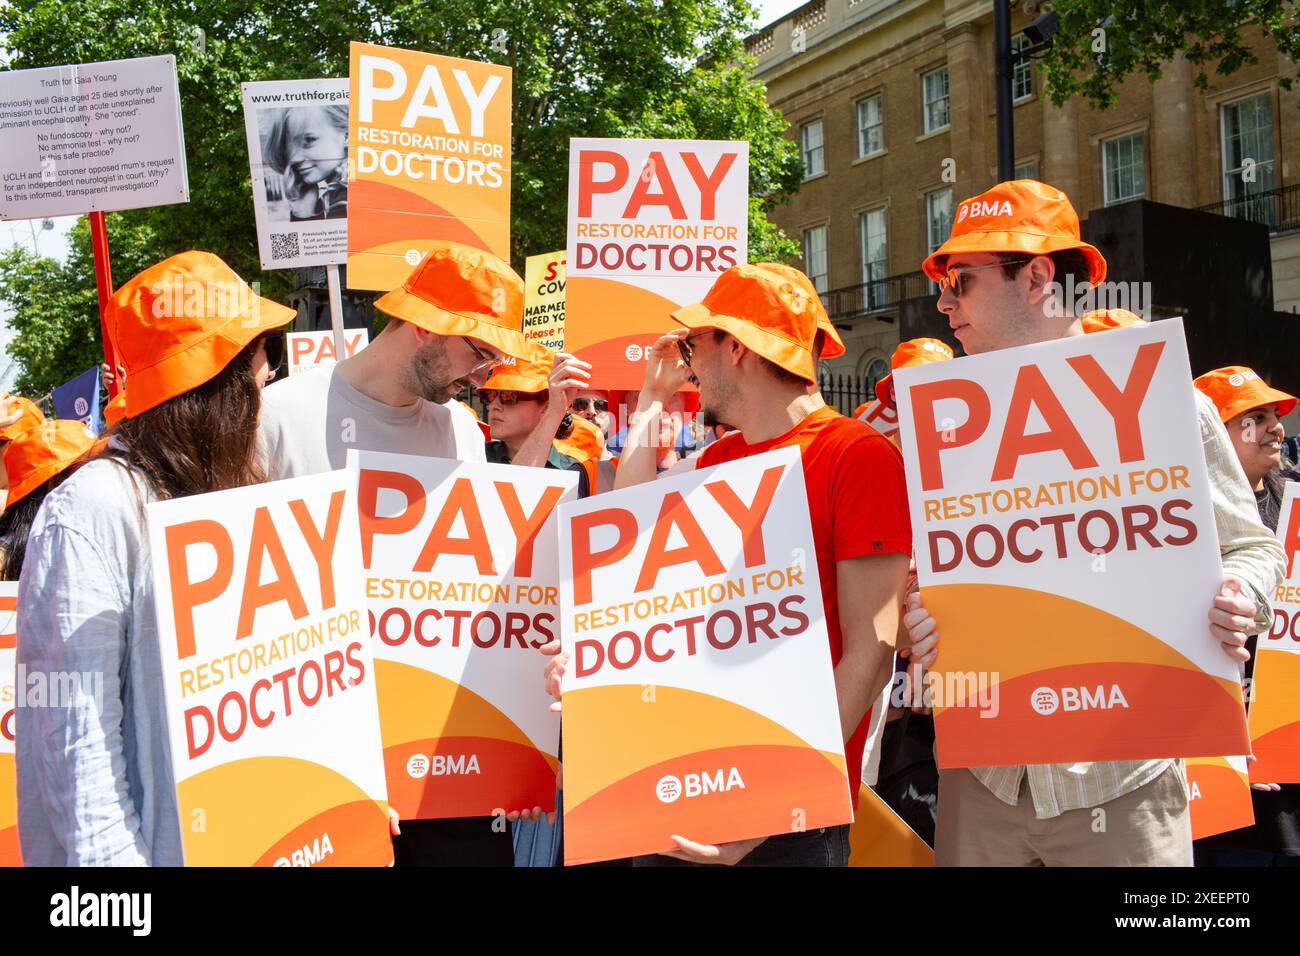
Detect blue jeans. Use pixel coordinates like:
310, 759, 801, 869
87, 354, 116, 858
633, 825, 851, 867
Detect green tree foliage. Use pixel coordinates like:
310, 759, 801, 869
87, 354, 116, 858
0, 0, 803, 395
1039, 0, 1300, 109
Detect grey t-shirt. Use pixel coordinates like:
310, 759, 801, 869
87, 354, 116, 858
258, 365, 486, 479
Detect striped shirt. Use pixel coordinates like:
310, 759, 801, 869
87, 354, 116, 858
971, 391, 1286, 818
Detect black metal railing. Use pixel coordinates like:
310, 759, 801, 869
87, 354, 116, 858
820, 269, 933, 321
1195, 182, 1300, 234
817, 369, 883, 417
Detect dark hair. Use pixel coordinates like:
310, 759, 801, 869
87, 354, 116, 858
101, 340, 266, 501
0, 478, 64, 580
554, 412, 574, 440
998, 248, 1092, 289
710, 330, 807, 387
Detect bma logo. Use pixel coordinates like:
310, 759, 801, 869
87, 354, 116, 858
625, 344, 644, 361
1030, 686, 1059, 715
404, 248, 423, 266
1228, 370, 1258, 388
656, 768, 746, 803
656, 774, 682, 803
1031, 685, 1130, 715
406, 754, 429, 778
955, 198, 1013, 225
74, 396, 89, 416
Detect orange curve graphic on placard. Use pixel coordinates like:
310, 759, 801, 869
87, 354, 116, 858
924, 583, 1249, 767
848, 783, 933, 867
0, 595, 16, 649
1186, 758, 1254, 840
563, 743, 851, 865
562, 683, 846, 808
565, 276, 701, 389
1248, 723, 1300, 783
0, 755, 19, 866
176, 756, 390, 866
374, 660, 558, 818
1248, 648, 1300, 737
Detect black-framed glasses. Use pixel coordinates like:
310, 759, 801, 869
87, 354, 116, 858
480, 389, 545, 407
254, 330, 285, 374
938, 258, 1031, 297
677, 332, 708, 368
571, 397, 608, 413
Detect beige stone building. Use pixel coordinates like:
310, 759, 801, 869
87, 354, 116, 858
748, 0, 1299, 389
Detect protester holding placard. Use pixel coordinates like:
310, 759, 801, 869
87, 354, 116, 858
259, 241, 588, 866
481, 355, 584, 476
0, 421, 95, 581
546, 262, 911, 866
15, 252, 290, 865
902, 180, 1285, 866
1193, 366, 1300, 866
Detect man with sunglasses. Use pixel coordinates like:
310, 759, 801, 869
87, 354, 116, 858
258, 242, 588, 867
570, 391, 613, 440
544, 262, 911, 866
901, 179, 1284, 866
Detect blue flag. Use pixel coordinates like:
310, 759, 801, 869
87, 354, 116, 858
52, 366, 103, 436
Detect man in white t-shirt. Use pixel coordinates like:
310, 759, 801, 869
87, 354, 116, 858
259, 241, 590, 866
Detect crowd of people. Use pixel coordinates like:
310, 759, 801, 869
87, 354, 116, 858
1, 177, 1295, 867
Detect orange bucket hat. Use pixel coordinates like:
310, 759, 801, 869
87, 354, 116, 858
102, 389, 127, 428
1081, 308, 1147, 334
481, 352, 552, 394
922, 179, 1107, 286
0, 394, 45, 442
876, 338, 954, 407
374, 242, 547, 364
554, 414, 606, 463
109, 251, 294, 418
5, 419, 95, 508
1194, 366, 1298, 423
815, 315, 846, 361
671, 263, 825, 383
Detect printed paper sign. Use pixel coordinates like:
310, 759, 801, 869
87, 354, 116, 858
523, 251, 566, 351
856, 399, 898, 440
1248, 482, 1300, 782
565, 138, 748, 389
0, 583, 19, 865
346, 42, 511, 291
286, 328, 369, 376
148, 469, 391, 866
241, 79, 349, 269
0, 55, 188, 219
894, 319, 1248, 768
351, 451, 570, 819
558, 447, 851, 864
1186, 755, 1253, 840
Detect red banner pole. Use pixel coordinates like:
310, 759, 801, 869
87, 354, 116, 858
88, 210, 119, 398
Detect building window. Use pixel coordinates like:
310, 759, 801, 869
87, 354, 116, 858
864, 357, 890, 395
1011, 35, 1034, 101
804, 225, 828, 294
859, 208, 888, 308
856, 94, 884, 158
926, 189, 953, 292
922, 66, 950, 133
1221, 92, 1276, 224
1101, 131, 1146, 205
801, 119, 825, 178
1014, 159, 1037, 180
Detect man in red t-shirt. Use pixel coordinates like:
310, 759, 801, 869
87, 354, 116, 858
547, 263, 911, 866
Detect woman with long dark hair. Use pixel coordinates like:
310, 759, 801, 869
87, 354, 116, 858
15, 251, 290, 866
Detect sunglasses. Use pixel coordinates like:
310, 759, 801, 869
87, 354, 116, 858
571, 397, 608, 412
254, 330, 285, 373
676, 332, 710, 368
938, 258, 1031, 297
480, 389, 546, 407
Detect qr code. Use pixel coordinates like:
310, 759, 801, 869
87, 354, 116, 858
270, 232, 300, 261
